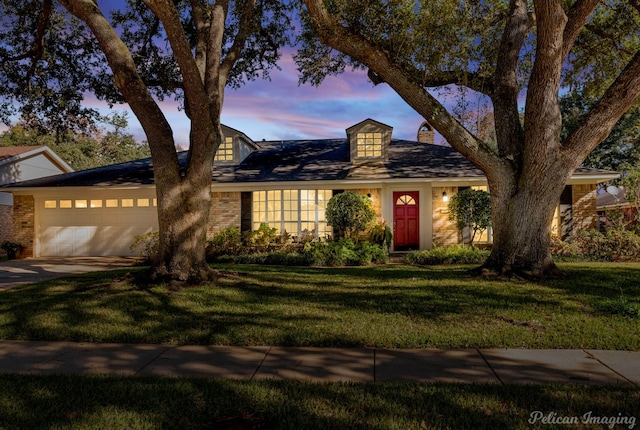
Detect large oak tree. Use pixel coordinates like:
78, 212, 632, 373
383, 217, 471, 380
297, 0, 640, 277
1, 0, 291, 282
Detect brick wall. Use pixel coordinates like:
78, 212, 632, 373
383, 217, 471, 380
12, 195, 34, 258
0, 204, 12, 247
208, 192, 241, 237
572, 184, 597, 233
432, 186, 459, 247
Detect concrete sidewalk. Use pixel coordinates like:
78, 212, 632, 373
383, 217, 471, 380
0, 340, 637, 385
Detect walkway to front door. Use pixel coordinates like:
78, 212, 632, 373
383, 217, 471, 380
393, 191, 419, 251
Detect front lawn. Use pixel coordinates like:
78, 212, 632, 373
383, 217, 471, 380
0, 262, 638, 349
0, 375, 637, 430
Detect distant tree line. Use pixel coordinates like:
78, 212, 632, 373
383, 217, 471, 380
0, 112, 150, 171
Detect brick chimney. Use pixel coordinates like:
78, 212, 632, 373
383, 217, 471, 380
417, 120, 435, 144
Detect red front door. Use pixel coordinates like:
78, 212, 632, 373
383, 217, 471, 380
393, 191, 419, 251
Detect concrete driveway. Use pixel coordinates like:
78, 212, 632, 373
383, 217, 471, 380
0, 257, 141, 290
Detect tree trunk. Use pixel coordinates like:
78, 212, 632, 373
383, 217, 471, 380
483, 170, 568, 278
152, 174, 213, 283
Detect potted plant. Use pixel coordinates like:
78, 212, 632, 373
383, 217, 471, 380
1, 241, 23, 260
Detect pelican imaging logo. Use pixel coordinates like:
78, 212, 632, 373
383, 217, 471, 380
529, 411, 637, 428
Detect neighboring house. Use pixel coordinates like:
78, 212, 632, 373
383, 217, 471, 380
596, 188, 638, 230
0, 146, 74, 246
2, 119, 617, 257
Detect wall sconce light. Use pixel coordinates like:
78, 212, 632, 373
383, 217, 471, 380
442, 191, 449, 202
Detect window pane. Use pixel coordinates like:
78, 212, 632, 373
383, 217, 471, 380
137, 198, 150, 207
60, 200, 72, 209
122, 199, 134, 207
90, 200, 103, 208
44, 200, 57, 209
106, 199, 118, 208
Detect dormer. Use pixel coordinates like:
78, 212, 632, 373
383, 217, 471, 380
215, 124, 259, 165
346, 118, 393, 162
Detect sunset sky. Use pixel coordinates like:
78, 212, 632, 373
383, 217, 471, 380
95, 49, 433, 147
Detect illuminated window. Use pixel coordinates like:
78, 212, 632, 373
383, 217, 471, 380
214, 137, 234, 162
122, 199, 134, 208
252, 189, 332, 239
90, 200, 102, 208
356, 132, 383, 157
106, 199, 118, 208
60, 200, 72, 209
395, 195, 416, 206
137, 198, 150, 207
44, 200, 57, 209
153, 198, 157, 206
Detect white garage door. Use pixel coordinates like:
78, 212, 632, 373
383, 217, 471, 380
38, 197, 159, 257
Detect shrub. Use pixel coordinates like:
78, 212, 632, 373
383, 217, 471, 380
206, 227, 243, 258
303, 240, 388, 266
447, 188, 492, 246
130, 231, 159, 263
404, 245, 490, 265
229, 251, 314, 266
571, 228, 640, 262
368, 221, 393, 250
243, 223, 279, 252
326, 192, 376, 241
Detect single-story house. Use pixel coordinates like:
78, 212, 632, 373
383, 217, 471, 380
2, 119, 617, 257
596, 187, 638, 230
0, 146, 74, 245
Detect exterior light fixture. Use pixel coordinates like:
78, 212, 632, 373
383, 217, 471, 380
442, 191, 449, 202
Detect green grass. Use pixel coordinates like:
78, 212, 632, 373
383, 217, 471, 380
0, 374, 637, 429
0, 262, 639, 349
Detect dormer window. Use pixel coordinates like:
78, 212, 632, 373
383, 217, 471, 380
346, 118, 392, 162
214, 136, 234, 162
214, 125, 259, 165
356, 132, 383, 157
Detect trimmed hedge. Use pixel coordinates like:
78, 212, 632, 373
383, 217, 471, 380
404, 245, 490, 265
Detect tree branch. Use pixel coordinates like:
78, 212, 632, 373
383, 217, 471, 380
492, 0, 529, 165
2, 0, 53, 91
563, 50, 640, 163
59, 0, 180, 182
562, 0, 600, 59
219, 0, 258, 82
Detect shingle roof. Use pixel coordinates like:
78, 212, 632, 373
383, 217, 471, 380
1, 139, 616, 188
0, 146, 45, 161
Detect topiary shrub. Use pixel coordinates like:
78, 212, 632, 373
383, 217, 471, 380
326, 192, 376, 241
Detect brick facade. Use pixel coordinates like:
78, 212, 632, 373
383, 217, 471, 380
12, 195, 34, 258
0, 204, 12, 247
432, 186, 459, 247
572, 184, 597, 233
208, 191, 241, 236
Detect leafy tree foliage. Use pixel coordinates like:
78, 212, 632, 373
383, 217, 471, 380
0, 113, 150, 170
0, 0, 292, 283
448, 189, 492, 246
297, 0, 640, 277
326, 192, 376, 241
561, 91, 640, 171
